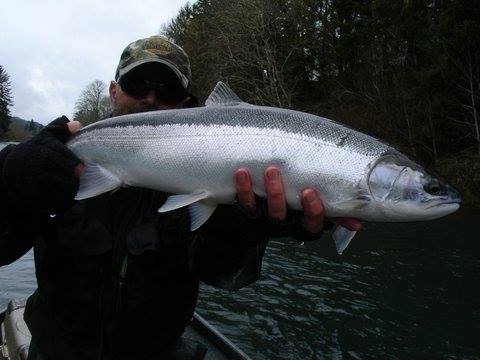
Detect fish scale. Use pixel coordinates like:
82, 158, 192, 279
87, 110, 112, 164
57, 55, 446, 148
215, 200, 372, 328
69, 113, 379, 209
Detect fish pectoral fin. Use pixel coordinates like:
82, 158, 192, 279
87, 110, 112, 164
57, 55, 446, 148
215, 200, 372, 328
332, 226, 357, 255
158, 191, 210, 213
205, 81, 246, 107
330, 198, 371, 211
188, 201, 218, 231
76, 162, 122, 200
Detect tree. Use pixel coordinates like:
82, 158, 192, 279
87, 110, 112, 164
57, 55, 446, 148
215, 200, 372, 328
28, 119, 37, 132
73, 80, 111, 125
0, 65, 13, 135
439, 0, 480, 155
161, 0, 480, 204
163, 0, 479, 159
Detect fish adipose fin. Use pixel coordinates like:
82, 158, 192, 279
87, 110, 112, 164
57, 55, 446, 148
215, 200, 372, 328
158, 191, 210, 213
188, 201, 217, 231
76, 162, 122, 200
332, 226, 357, 255
205, 82, 244, 107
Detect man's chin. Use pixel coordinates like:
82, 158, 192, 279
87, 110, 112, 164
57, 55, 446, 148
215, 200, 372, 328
112, 107, 158, 117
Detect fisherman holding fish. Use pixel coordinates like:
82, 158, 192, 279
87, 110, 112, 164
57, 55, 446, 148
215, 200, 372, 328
0, 36, 363, 359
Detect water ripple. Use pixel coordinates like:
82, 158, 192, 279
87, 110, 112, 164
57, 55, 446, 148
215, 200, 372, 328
1, 204, 479, 359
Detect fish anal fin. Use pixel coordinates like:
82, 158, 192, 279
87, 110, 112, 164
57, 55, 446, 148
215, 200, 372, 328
189, 201, 217, 231
158, 191, 210, 213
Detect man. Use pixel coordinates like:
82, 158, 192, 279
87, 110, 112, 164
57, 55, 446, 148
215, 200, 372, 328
0, 36, 361, 359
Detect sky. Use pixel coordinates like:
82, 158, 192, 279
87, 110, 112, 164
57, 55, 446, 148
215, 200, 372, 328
0, 0, 191, 125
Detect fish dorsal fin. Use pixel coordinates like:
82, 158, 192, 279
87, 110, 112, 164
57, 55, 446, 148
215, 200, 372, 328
205, 81, 243, 106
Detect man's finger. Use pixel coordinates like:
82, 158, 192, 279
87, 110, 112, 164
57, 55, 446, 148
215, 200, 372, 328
74, 163, 85, 178
68, 121, 83, 134
234, 168, 256, 212
264, 166, 287, 220
300, 188, 324, 233
68, 121, 83, 178
329, 217, 363, 231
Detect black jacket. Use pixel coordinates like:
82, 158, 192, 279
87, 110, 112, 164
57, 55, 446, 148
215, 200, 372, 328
0, 160, 269, 360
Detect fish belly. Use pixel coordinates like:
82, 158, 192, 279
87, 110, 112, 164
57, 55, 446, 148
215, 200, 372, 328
69, 122, 377, 215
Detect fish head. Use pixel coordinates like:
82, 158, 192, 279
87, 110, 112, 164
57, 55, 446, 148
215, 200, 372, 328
367, 154, 461, 221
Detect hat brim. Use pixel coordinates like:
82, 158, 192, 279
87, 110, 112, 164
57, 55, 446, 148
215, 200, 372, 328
117, 59, 189, 89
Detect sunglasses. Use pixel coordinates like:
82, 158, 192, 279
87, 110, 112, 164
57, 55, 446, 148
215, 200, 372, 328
119, 77, 186, 103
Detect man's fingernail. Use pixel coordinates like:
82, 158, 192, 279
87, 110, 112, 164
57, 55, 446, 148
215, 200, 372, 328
305, 190, 317, 203
267, 168, 279, 180
236, 171, 247, 183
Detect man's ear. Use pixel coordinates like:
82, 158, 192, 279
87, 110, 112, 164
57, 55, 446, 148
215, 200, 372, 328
109, 80, 118, 105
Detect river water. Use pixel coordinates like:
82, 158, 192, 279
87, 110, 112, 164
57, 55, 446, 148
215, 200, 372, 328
1, 142, 479, 359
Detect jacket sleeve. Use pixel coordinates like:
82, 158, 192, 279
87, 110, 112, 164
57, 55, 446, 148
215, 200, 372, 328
0, 145, 35, 266
0, 213, 36, 266
189, 203, 269, 291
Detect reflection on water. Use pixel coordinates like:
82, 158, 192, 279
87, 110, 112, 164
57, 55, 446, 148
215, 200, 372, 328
0, 143, 36, 306
0, 251, 36, 309
0, 142, 478, 359
197, 208, 480, 359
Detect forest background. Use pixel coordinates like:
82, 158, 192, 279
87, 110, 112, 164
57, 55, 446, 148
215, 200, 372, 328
163, 0, 480, 205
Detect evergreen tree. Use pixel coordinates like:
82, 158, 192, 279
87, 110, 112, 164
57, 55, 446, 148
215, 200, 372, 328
28, 119, 36, 132
0, 65, 13, 135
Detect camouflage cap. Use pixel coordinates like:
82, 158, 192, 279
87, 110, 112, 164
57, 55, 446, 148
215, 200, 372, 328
115, 35, 191, 89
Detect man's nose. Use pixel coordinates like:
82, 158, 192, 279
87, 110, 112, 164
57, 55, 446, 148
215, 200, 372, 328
140, 90, 158, 106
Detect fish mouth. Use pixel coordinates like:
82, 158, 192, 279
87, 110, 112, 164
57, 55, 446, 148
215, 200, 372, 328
424, 199, 461, 209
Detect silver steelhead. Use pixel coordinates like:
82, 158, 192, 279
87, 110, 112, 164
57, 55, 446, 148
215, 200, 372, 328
67, 82, 460, 253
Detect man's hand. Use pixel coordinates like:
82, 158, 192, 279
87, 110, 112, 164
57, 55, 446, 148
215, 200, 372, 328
67, 121, 85, 177
1, 116, 83, 215
234, 166, 362, 238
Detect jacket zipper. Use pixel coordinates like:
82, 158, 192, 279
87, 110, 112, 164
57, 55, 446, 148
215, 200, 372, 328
116, 254, 131, 311
97, 266, 106, 360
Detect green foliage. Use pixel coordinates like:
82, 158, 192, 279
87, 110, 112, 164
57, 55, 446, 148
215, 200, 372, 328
23, 119, 38, 132
0, 65, 13, 135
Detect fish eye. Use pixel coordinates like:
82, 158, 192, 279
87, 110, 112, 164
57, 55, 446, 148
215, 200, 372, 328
424, 180, 442, 195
